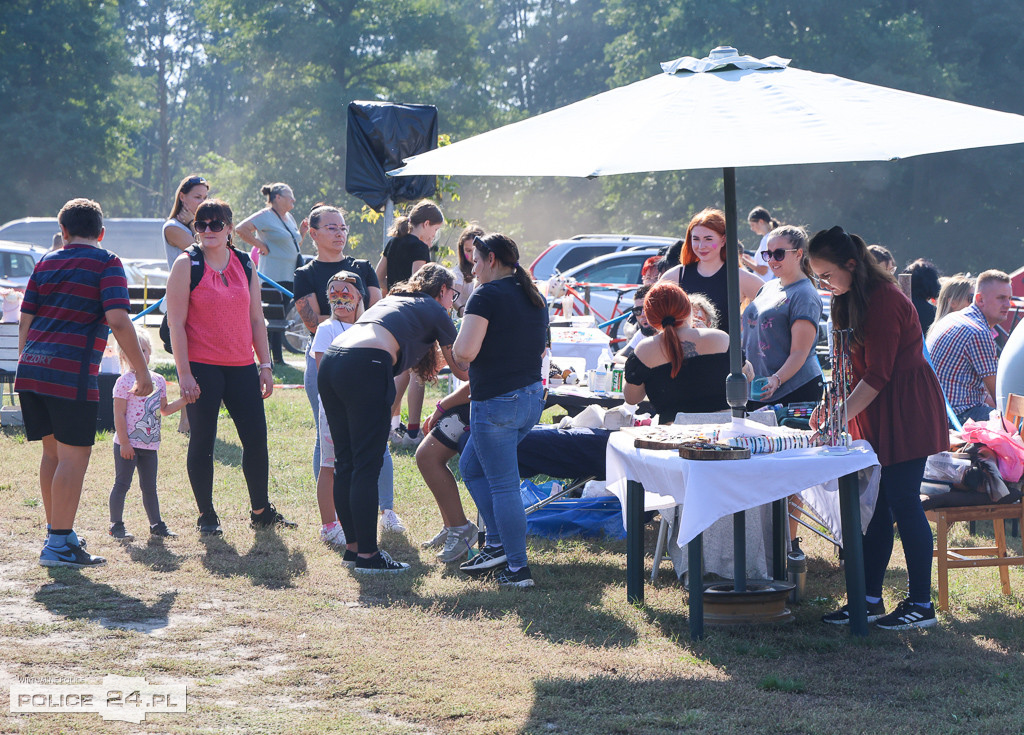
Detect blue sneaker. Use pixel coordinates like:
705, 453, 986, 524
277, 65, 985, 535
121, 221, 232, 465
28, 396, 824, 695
39, 541, 106, 568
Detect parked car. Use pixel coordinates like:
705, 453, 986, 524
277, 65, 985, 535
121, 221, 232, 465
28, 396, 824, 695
0, 239, 47, 290
529, 234, 681, 281
0, 217, 168, 286
543, 247, 662, 339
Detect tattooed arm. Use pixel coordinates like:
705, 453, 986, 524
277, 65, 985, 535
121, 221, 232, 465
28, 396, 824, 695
295, 293, 328, 334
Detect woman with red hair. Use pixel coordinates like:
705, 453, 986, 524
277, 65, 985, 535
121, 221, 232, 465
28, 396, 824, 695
622, 281, 734, 422
662, 208, 763, 334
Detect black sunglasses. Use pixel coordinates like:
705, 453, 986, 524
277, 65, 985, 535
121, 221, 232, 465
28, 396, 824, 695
195, 220, 226, 233
761, 248, 799, 262
630, 306, 644, 317
185, 176, 208, 187
473, 235, 491, 253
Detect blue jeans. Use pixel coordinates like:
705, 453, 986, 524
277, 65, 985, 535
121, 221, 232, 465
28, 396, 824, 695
460, 382, 545, 569
862, 457, 933, 604
304, 348, 320, 479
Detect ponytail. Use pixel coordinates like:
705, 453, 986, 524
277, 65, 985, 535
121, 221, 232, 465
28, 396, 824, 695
643, 281, 692, 378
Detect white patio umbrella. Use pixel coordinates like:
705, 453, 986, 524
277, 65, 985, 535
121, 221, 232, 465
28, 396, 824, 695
393, 47, 1024, 615
394, 47, 1024, 395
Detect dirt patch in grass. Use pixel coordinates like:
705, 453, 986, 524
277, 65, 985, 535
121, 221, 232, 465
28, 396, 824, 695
2, 390, 1023, 734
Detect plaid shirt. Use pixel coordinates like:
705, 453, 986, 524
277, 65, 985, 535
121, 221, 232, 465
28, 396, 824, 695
926, 303, 998, 414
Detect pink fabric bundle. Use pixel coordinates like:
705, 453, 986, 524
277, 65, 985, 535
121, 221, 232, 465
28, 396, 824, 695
958, 416, 1024, 482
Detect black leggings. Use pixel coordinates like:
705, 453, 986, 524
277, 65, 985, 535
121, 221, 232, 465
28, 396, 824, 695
185, 362, 269, 516
109, 446, 161, 525
318, 348, 395, 554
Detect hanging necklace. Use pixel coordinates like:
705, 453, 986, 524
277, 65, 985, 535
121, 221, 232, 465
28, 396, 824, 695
203, 246, 231, 286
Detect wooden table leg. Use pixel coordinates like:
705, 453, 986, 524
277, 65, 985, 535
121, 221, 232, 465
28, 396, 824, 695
626, 480, 644, 605
838, 472, 868, 637
689, 532, 704, 640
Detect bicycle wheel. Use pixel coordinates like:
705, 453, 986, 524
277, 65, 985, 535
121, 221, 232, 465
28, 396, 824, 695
282, 303, 309, 354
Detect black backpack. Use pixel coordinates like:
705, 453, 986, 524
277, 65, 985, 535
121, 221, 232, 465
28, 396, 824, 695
158, 245, 254, 353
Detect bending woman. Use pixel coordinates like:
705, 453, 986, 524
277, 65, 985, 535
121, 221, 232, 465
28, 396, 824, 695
166, 199, 295, 535
318, 263, 466, 573
809, 226, 947, 630
742, 225, 823, 409
454, 234, 548, 588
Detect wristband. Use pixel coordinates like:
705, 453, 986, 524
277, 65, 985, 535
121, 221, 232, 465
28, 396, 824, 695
258, 363, 272, 371
436, 400, 446, 414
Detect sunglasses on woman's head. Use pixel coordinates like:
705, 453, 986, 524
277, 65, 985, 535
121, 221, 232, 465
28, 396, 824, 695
195, 220, 226, 233
473, 235, 491, 253
185, 176, 208, 187
761, 248, 799, 262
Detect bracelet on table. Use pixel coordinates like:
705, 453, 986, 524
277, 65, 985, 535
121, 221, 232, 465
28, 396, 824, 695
258, 362, 272, 371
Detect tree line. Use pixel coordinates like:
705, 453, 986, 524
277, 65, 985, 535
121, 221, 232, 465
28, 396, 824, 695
2, 0, 1023, 273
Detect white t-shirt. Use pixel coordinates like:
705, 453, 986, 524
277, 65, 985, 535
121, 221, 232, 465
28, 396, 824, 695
754, 233, 776, 282
310, 319, 354, 356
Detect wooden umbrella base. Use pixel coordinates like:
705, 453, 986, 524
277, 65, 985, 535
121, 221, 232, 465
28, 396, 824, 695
702, 580, 796, 626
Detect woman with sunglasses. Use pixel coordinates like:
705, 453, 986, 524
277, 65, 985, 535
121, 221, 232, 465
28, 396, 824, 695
741, 225, 824, 409
236, 183, 306, 364
454, 234, 548, 588
661, 208, 763, 334
808, 226, 946, 630
166, 199, 296, 536
318, 263, 466, 572
164, 175, 210, 269
293, 204, 381, 478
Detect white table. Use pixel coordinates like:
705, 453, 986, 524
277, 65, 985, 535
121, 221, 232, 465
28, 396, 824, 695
549, 326, 612, 371
605, 431, 881, 638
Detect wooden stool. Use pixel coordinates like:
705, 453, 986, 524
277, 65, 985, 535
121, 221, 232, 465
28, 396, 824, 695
926, 503, 1024, 610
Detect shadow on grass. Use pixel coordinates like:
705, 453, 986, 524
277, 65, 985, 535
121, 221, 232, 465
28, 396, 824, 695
525, 675, 716, 735
200, 528, 307, 588
126, 538, 185, 572
351, 534, 641, 648
212, 436, 243, 468
34, 571, 177, 632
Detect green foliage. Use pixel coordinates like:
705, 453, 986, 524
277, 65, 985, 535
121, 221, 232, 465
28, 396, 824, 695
2, 0, 1024, 272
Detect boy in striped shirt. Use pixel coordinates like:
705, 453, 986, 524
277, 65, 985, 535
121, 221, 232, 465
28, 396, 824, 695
16, 198, 153, 568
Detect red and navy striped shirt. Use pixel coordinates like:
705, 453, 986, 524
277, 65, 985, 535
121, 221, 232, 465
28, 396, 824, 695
15, 244, 130, 402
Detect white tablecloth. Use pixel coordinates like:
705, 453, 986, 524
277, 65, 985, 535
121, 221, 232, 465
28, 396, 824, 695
605, 431, 881, 550
550, 326, 612, 371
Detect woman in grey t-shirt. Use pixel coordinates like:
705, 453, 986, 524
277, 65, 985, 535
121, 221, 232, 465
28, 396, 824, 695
741, 224, 823, 409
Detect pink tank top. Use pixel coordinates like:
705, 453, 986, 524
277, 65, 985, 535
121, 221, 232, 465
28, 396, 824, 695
185, 252, 255, 366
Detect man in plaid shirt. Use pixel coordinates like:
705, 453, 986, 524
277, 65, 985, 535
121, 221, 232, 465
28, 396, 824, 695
927, 270, 1013, 424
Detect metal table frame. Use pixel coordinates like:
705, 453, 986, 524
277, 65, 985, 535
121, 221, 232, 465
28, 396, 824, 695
625, 471, 868, 640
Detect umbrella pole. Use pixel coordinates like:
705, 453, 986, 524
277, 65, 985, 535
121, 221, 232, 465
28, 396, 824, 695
723, 166, 748, 592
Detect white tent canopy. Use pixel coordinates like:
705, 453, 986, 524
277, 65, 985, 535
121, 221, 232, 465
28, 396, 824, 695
394, 48, 1024, 178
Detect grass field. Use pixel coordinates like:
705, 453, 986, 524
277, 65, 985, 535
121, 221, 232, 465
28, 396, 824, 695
1, 354, 1023, 734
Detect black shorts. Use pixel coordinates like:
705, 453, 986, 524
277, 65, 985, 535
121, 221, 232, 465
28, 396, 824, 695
430, 403, 471, 452
19, 391, 98, 447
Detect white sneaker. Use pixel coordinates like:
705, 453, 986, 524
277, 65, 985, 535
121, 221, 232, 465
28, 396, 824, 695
379, 509, 406, 533
319, 524, 346, 547
399, 431, 423, 448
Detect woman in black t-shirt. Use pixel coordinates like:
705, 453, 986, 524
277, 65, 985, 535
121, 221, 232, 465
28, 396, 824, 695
292, 204, 381, 478
453, 234, 548, 588
318, 264, 466, 573
376, 199, 445, 447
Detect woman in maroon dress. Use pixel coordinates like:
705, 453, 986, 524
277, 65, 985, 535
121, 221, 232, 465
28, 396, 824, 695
808, 226, 947, 630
